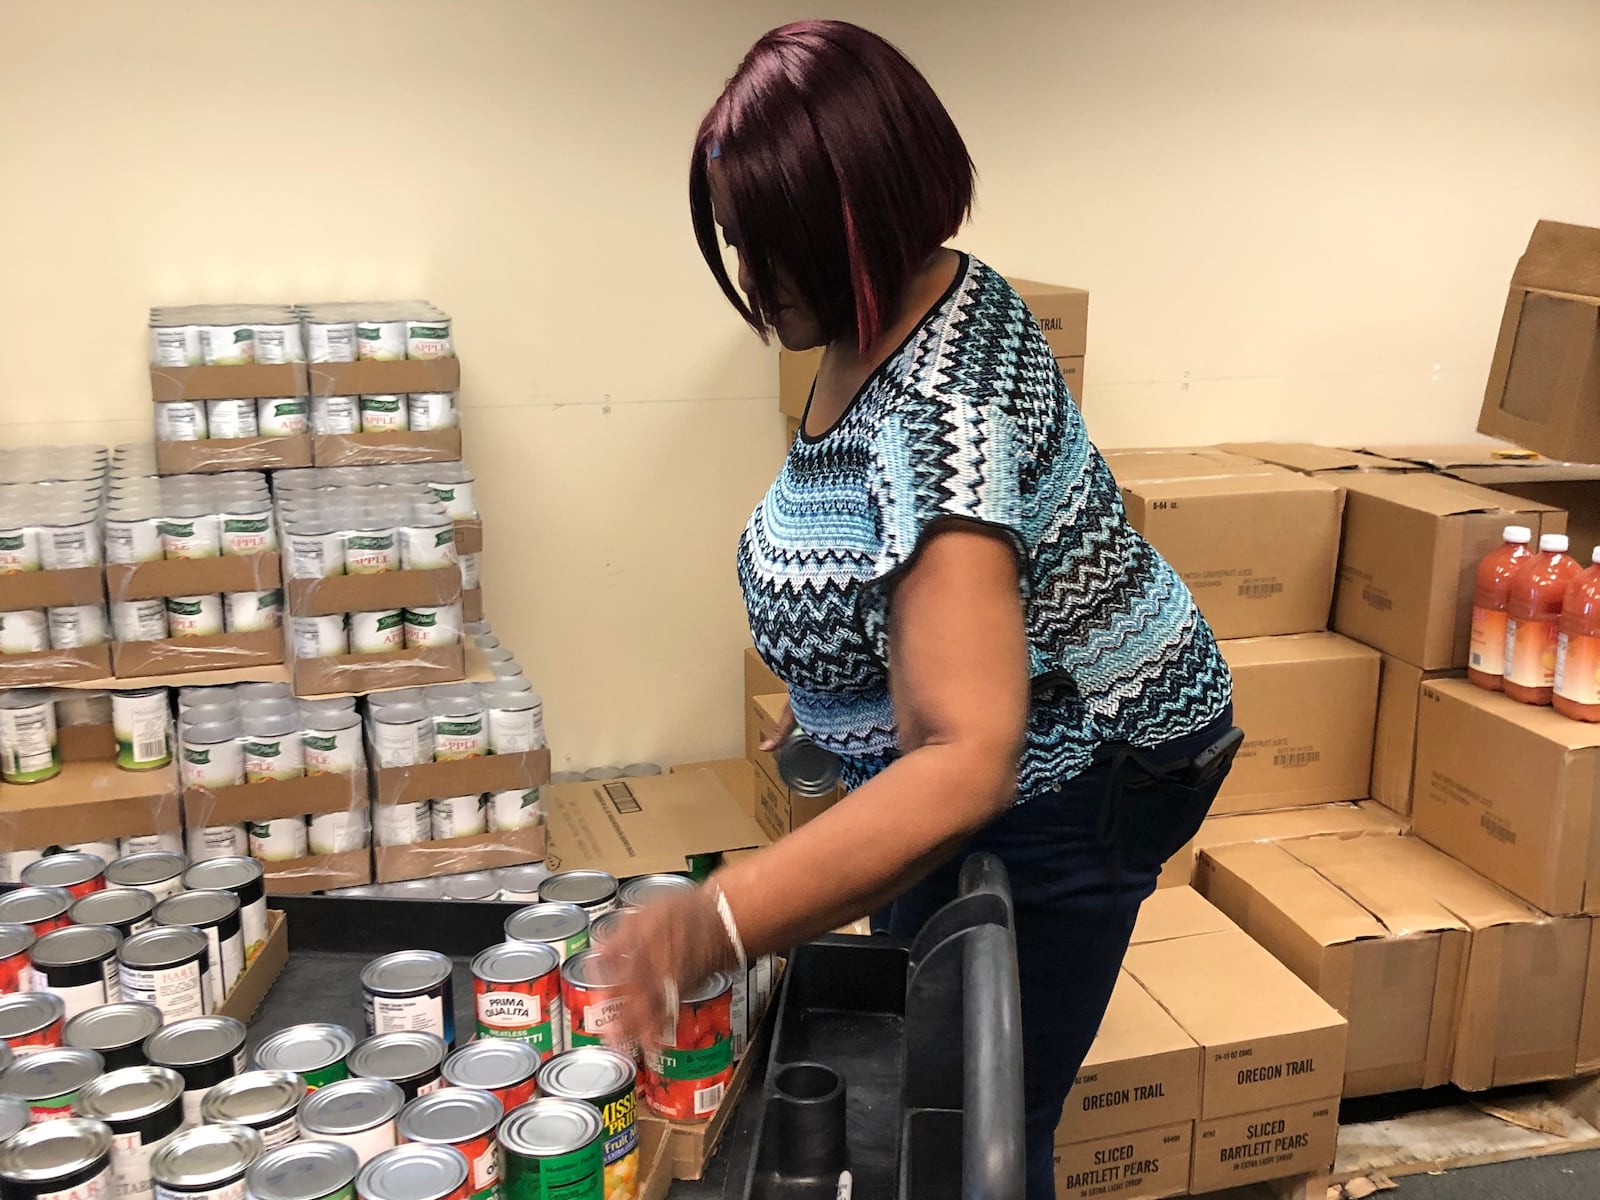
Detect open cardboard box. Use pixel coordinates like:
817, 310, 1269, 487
0, 760, 180, 850
292, 643, 465, 697
0, 566, 113, 684
155, 437, 313, 475
183, 772, 372, 894
113, 630, 282, 678
107, 552, 285, 677
216, 908, 289, 1022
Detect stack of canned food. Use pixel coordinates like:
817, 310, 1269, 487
148, 301, 454, 368
175, 682, 369, 865
330, 863, 551, 904
0, 684, 172, 791
0, 446, 109, 656
104, 469, 283, 645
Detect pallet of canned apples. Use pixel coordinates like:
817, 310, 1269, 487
103, 455, 284, 678
0, 445, 116, 684
175, 680, 373, 894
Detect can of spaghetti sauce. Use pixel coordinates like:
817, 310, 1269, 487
199, 1072, 304, 1150
28, 926, 122, 1020
149, 1122, 263, 1200
0, 926, 36, 996
244, 1140, 358, 1200
143, 1017, 248, 1127
355, 1145, 467, 1200
440, 1042, 538, 1114
0, 994, 65, 1057
74, 1064, 186, 1200
469, 944, 561, 1060
0, 1047, 104, 1122
348, 1034, 447, 1104
395, 1090, 500, 1200
640, 971, 733, 1122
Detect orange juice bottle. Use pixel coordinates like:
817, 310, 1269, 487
1554, 547, 1600, 722
1504, 532, 1583, 705
1468, 524, 1533, 691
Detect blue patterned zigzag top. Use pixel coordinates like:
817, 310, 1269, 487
738, 254, 1232, 801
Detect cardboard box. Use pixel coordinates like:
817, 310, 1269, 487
1102, 448, 1271, 483
669, 757, 758, 818
1060, 973, 1200, 1143
1580, 919, 1600, 1074
1054, 1121, 1192, 1200
1478, 220, 1600, 463
1358, 441, 1544, 470
106, 552, 285, 678
1326, 834, 1591, 1089
1163, 803, 1407, 887
182, 772, 372, 894
0, 567, 113, 684
155, 436, 312, 475
292, 643, 465, 698
376, 827, 544, 885
1215, 633, 1379, 814
1122, 928, 1348, 1118
308, 358, 461, 398
312, 431, 463, 467
743, 647, 783, 710
1370, 655, 1462, 816
286, 565, 459, 617
744, 692, 786, 792
150, 363, 307, 402
1010, 278, 1091, 359
1332, 473, 1565, 669
454, 519, 484, 557
1196, 838, 1466, 1094
751, 761, 841, 843
215, 908, 288, 1023
1219, 442, 1418, 476
59, 723, 115, 764
1450, 460, 1600, 574
1056, 356, 1084, 407
1412, 677, 1600, 915
0, 644, 112, 687
1119, 466, 1343, 640
461, 588, 483, 624
1129, 886, 1241, 947
1189, 1098, 1339, 1194
0, 760, 180, 850
543, 770, 768, 878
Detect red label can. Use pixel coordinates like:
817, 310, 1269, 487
641, 972, 734, 1121
560, 950, 629, 1052
442, 1040, 541, 1114
470, 942, 563, 1060
0, 925, 36, 995
0, 992, 65, 1056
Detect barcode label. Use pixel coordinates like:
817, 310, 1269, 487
135, 736, 167, 763
1273, 749, 1321, 768
603, 782, 641, 814
1238, 580, 1284, 599
1362, 586, 1393, 612
694, 1082, 725, 1115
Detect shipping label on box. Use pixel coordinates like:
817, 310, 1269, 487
1054, 1121, 1192, 1200
1190, 1098, 1339, 1194
1215, 634, 1378, 814
1061, 973, 1199, 1143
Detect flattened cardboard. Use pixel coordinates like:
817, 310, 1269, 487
0, 645, 113, 687
1164, 803, 1407, 886
1122, 928, 1348, 1119
455, 520, 484, 556
57, 663, 291, 692
0, 566, 105, 611
1060, 972, 1200, 1142
184, 772, 367, 825
1370, 655, 1462, 816
216, 909, 289, 1021
543, 771, 769, 878
112, 630, 282, 679
1352, 442, 1543, 470
286, 565, 459, 617
1054, 1121, 1192, 1200
107, 553, 279, 603
1412, 677, 1600, 916
1332, 473, 1566, 669
0, 760, 180, 848
263, 850, 372, 895
1222, 442, 1418, 475
155, 437, 312, 475
311, 431, 462, 467
59, 724, 115, 763
1189, 1098, 1339, 1193
291, 643, 465, 697
308, 358, 461, 398
374, 748, 551, 806
669, 757, 758, 819
1196, 839, 1466, 1095
1009, 278, 1091, 358
1129, 886, 1241, 947
375, 826, 545, 884
150, 363, 307, 402
1119, 467, 1343, 640
1215, 634, 1379, 814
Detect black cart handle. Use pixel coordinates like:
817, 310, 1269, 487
962, 860, 1025, 1200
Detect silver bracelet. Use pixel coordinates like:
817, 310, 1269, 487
711, 882, 748, 974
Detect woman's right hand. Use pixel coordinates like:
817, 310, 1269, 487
758, 701, 796, 751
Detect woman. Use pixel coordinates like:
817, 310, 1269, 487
604, 20, 1236, 1199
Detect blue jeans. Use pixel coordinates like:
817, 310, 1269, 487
886, 708, 1234, 1200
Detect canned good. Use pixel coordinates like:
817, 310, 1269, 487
0, 926, 36, 996
247, 820, 307, 865
178, 860, 265, 969
537, 874, 617, 921
204, 399, 258, 440
0, 611, 49, 657
223, 591, 281, 634
60, 846, 118, 873
640, 972, 732, 1121
257, 399, 309, 438
370, 708, 433, 769
484, 698, 539, 756
357, 397, 408, 435
151, 324, 203, 368
586, 911, 635, 955
36, 521, 101, 571
307, 810, 369, 857
354, 1144, 466, 1200
558, 954, 627, 1052
430, 712, 484, 762
244, 1139, 358, 1200
105, 519, 165, 567
74, 1065, 186, 1199
47, 605, 108, 650
252, 1025, 355, 1092
0, 695, 60, 784
117, 837, 181, 865
311, 397, 360, 437
242, 723, 304, 784
112, 692, 171, 772
149, 1122, 263, 1200
154, 403, 207, 443
0, 1093, 23, 1143
118, 927, 208, 1024
307, 322, 357, 365
485, 791, 538, 835
497, 1100, 603, 1200
296, 1078, 403, 1166
217, 512, 275, 559
253, 323, 305, 366
29, 926, 121, 1021
0, 891, 72, 938
284, 529, 345, 581
199, 1072, 303, 1149
428, 797, 484, 841
21, 855, 105, 901
143, 1016, 247, 1127
0, 1047, 104, 1121
503, 906, 588, 965
181, 828, 245, 866
0, 529, 41, 576
374, 805, 430, 849
290, 615, 348, 660
395, 1090, 499, 1200
0, 1118, 114, 1200
440, 1041, 539, 1114
68, 893, 155, 945
356, 322, 407, 363
457, 556, 479, 593
395, 522, 455, 573
404, 322, 453, 362
0, 994, 64, 1057
157, 517, 221, 563
439, 875, 496, 904
198, 325, 256, 367
105, 854, 185, 904
348, 1034, 447, 1104
302, 714, 362, 776
423, 480, 474, 523
151, 893, 241, 1007
350, 612, 404, 655
404, 395, 456, 433
494, 867, 549, 906
164, 597, 223, 639
470, 943, 561, 1059
111, 601, 169, 645
776, 729, 842, 799
400, 607, 459, 648
361, 954, 453, 1049
535, 1048, 637, 1200
61, 1003, 163, 1072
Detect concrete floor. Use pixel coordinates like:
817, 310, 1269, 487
1386, 1152, 1600, 1199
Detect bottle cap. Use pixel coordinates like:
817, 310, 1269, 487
1540, 533, 1570, 554
1592, 546, 1600, 566
1504, 525, 1533, 544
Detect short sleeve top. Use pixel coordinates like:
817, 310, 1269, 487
737, 254, 1232, 801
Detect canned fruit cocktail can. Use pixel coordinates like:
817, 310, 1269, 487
396, 1090, 500, 1200
62, 1003, 163, 1072
199, 1071, 304, 1150
253, 1024, 355, 1091
149, 1122, 263, 1200
143, 1016, 247, 1126
245, 1140, 358, 1200
21, 855, 105, 901
349, 1034, 447, 1104
0, 1118, 114, 1200
117, 928, 209, 1024
639, 973, 733, 1121
502, 906, 588, 966
29, 926, 122, 1021
0, 1046, 104, 1122
537, 874, 617, 922
496, 1100, 602, 1200
296, 1078, 403, 1166
557, 954, 626, 1053
180, 860, 266, 968
440, 1042, 538, 1114
470, 944, 561, 1059
361, 953, 453, 1049
0, 994, 65, 1057
355, 1145, 467, 1200
534, 1048, 636, 1200
74, 1064, 185, 1199
151, 892, 242, 1006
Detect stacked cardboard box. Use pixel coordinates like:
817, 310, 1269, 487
740, 647, 843, 842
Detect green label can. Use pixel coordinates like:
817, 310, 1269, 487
498, 1099, 603, 1200
0, 693, 60, 784
113, 688, 172, 771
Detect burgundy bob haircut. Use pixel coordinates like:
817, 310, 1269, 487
690, 21, 974, 353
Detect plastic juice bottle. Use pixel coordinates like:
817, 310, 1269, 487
1503, 532, 1583, 706
1468, 524, 1534, 691
1554, 547, 1600, 722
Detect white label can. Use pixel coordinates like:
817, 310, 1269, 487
406, 393, 457, 431
430, 794, 487, 839
223, 590, 282, 633
185, 825, 247, 862
358, 395, 408, 434
0, 609, 50, 655
199, 324, 255, 365
159, 516, 221, 560
402, 605, 460, 647
106, 518, 164, 565
40, 520, 103, 569
180, 737, 245, 790
113, 689, 172, 770
121, 831, 184, 857
165, 596, 224, 638
0, 527, 42, 574
285, 530, 345, 579
399, 523, 457, 570
219, 513, 277, 557
426, 479, 476, 521
243, 735, 305, 783
486, 701, 539, 754
112, 600, 169, 644
308, 809, 369, 855
248, 818, 308, 862
356, 320, 407, 362
458, 553, 480, 591
405, 319, 453, 359
371, 708, 433, 767
120, 962, 207, 1024
350, 610, 404, 654
302, 720, 361, 776
48, 604, 109, 649
253, 321, 306, 364
0, 696, 60, 783
306, 321, 357, 364
257, 397, 309, 437
376, 803, 431, 847
432, 712, 486, 760
151, 323, 203, 367
487, 789, 540, 832
204, 398, 259, 439
342, 530, 398, 575
310, 395, 360, 435
154, 402, 208, 442
290, 615, 347, 660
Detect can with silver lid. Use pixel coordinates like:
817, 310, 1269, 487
0, 1094, 25, 1147
347, 1034, 447, 1104
69, 892, 155, 946
493, 867, 549, 906
251, 1024, 354, 1092
251, 323, 304, 367
0, 994, 64, 1057
0, 926, 35, 997
776, 729, 843, 799
586, 910, 636, 955
502, 905, 588, 964
557, 953, 627, 1053
306, 322, 356, 365
0, 890, 72, 938
438, 875, 495, 904
369, 708, 433, 769
117, 928, 209, 1023
178, 860, 265, 968
181, 827, 246, 867
342, 527, 398, 577
177, 721, 244, 791
62, 1004, 163, 1072
296, 1078, 403, 1167
440, 1042, 539, 1115
535, 1047, 637, 1198
149, 1121, 263, 1200
640, 971, 733, 1121
310, 397, 359, 437
198, 1072, 302, 1149
0, 1047, 104, 1122
143, 1016, 247, 1127
615, 875, 693, 912
354, 1144, 465, 1200
151, 324, 203, 369
21, 855, 105, 902
151, 893, 240, 1006
29, 926, 122, 1020
360, 955, 453, 1049
244, 1139, 358, 1200
496, 1100, 602, 1200
106, 854, 186, 903
112, 692, 172, 772
74, 1064, 186, 1200
395, 1091, 498, 1200
284, 528, 344, 583
537, 873, 617, 921
118, 833, 183, 861
404, 321, 453, 363
0, 1117, 114, 1200
469, 944, 561, 1060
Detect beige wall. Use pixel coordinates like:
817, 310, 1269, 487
1, 1, 1597, 767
